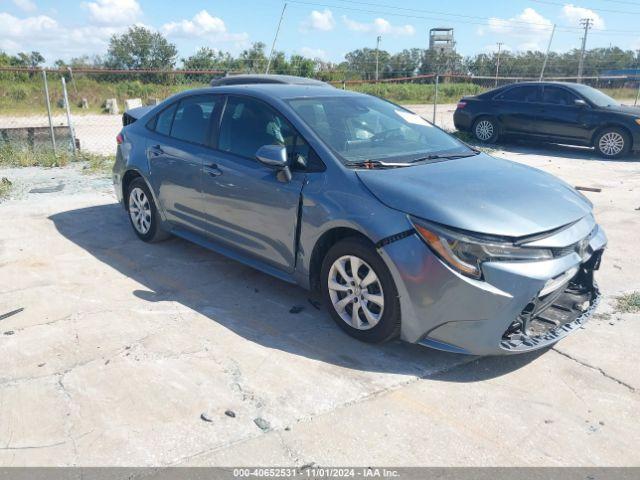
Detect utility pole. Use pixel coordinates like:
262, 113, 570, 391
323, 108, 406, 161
375, 35, 382, 82
539, 24, 556, 81
577, 18, 592, 83
266, 2, 287, 74
495, 42, 503, 87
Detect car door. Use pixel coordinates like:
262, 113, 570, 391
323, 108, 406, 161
534, 86, 591, 141
493, 85, 541, 135
146, 94, 223, 233
199, 95, 308, 272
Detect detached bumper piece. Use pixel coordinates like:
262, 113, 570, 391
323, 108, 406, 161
500, 250, 603, 352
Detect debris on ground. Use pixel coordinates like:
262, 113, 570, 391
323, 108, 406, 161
29, 183, 65, 194
3, 331, 15, 336
38, 363, 45, 367
200, 412, 213, 423
0, 307, 24, 321
307, 298, 321, 310
289, 305, 304, 314
253, 417, 270, 431
574, 186, 602, 193
224, 410, 236, 418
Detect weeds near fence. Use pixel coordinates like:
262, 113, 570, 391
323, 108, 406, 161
0, 177, 12, 199
0, 144, 114, 173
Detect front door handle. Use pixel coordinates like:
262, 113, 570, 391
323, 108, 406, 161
204, 164, 223, 177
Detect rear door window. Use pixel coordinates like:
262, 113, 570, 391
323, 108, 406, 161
170, 95, 220, 146
498, 86, 540, 103
542, 87, 578, 106
154, 103, 178, 136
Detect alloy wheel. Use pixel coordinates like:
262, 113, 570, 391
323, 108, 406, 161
475, 120, 494, 141
128, 187, 152, 235
327, 255, 385, 330
598, 132, 624, 156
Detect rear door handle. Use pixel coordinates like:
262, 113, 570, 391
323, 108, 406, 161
204, 164, 223, 177
148, 144, 164, 157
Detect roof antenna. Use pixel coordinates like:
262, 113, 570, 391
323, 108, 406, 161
266, 2, 287, 74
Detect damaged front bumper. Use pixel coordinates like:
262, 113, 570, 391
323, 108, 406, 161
379, 216, 607, 356
499, 250, 602, 352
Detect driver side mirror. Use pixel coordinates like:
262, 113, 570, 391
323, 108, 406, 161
574, 99, 588, 108
255, 145, 292, 182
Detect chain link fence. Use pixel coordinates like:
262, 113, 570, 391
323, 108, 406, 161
1, 67, 639, 163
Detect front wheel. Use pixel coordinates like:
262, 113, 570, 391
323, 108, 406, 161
321, 238, 400, 343
595, 128, 631, 159
472, 116, 499, 144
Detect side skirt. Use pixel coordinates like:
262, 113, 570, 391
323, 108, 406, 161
170, 226, 298, 285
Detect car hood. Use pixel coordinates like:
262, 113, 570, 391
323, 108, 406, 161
602, 104, 640, 116
355, 154, 592, 238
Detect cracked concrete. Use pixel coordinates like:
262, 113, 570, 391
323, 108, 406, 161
1, 132, 639, 466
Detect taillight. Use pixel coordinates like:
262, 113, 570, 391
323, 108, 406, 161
116, 133, 124, 145
456, 101, 467, 109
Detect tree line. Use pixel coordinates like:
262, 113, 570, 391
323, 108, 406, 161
1, 26, 638, 82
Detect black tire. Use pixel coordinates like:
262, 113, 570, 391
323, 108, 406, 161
472, 116, 500, 144
320, 237, 400, 343
594, 127, 631, 159
126, 177, 170, 243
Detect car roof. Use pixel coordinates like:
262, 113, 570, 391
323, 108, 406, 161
500, 81, 585, 89
210, 74, 332, 88
178, 83, 363, 101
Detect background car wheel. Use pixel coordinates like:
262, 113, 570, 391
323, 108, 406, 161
321, 237, 400, 343
595, 127, 631, 159
127, 178, 170, 243
472, 116, 499, 144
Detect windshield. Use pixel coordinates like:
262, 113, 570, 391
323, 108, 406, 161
287, 95, 472, 164
572, 84, 620, 107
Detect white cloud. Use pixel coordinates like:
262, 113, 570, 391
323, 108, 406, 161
480, 8, 553, 51
161, 10, 248, 44
0, 11, 123, 60
298, 46, 327, 60
12, 0, 37, 13
342, 16, 415, 36
301, 9, 335, 32
562, 4, 605, 30
82, 0, 142, 26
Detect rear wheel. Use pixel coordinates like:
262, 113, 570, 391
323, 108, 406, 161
321, 238, 400, 343
594, 127, 630, 159
473, 116, 499, 144
126, 178, 169, 243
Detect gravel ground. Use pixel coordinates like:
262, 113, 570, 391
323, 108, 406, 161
0, 108, 639, 467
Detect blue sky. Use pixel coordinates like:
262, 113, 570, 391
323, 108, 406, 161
1, 0, 639, 64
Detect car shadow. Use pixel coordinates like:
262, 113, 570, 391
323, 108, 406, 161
49, 203, 546, 382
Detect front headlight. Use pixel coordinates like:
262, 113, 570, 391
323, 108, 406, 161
411, 217, 553, 279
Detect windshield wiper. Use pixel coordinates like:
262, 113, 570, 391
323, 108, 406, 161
408, 151, 480, 163
346, 160, 411, 169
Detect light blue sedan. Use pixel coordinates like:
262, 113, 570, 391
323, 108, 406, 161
113, 77, 606, 355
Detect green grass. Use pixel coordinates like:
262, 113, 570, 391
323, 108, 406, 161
615, 292, 640, 314
0, 143, 114, 173
81, 152, 116, 175
2, 77, 638, 116
0, 75, 209, 115
0, 176, 11, 199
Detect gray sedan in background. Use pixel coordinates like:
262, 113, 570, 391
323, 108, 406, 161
113, 80, 606, 355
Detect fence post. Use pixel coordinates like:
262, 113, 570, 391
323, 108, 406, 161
432, 74, 439, 125
41, 67, 56, 154
67, 66, 78, 95
61, 77, 77, 155
635, 80, 640, 107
